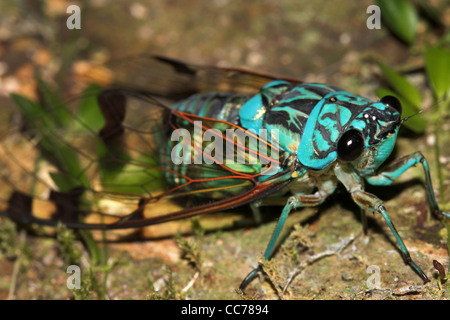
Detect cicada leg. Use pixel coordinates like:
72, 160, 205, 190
350, 187, 430, 282
250, 203, 263, 225
239, 192, 326, 291
365, 151, 450, 219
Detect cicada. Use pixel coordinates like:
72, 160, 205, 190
1, 55, 448, 290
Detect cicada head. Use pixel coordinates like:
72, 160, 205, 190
342, 95, 402, 175
297, 92, 402, 173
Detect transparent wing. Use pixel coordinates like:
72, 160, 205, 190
81, 54, 303, 100
0, 88, 291, 239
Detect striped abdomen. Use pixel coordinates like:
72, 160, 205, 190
160, 92, 256, 198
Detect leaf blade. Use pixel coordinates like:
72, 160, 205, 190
377, 0, 418, 44
425, 46, 450, 101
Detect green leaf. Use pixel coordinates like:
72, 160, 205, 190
75, 84, 105, 133
416, 0, 444, 29
96, 131, 163, 194
11, 93, 55, 130
36, 77, 71, 127
425, 46, 450, 100
78, 229, 102, 266
46, 139, 90, 190
375, 87, 426, 133
49, 172, 76, 192
96, 140, 129, 182
377, 0, 418, 44
377, 62, 422, 107
99, 151, 164, 194
11, 93, 89, 191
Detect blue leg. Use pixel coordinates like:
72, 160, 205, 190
239, 192, 325, 291
351, 187, 429, 282
365, 152, 450, 219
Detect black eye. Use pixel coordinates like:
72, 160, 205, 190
337, 129, 365, 162
380, 95, 402, 115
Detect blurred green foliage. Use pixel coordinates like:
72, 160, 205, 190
377, 0, 419, 44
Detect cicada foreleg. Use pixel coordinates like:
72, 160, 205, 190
350, 186, 430, 282
240, 192, 327, 291
365, 151, 450, 219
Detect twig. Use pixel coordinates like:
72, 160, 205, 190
182, 271, 200, 293
282, 234, 357, 295
7, 230, 26, 300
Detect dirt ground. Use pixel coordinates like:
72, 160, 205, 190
0, 0, 449, 300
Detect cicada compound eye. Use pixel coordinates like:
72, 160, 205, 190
380, 95, 402, 115
337, 129, 365, 162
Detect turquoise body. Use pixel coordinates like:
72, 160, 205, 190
161, 80, 449, 290
165, 81, 401, 198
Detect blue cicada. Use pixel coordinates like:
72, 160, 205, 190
1, 55, 449, 290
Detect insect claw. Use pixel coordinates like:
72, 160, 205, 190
437, 209, 450, 219
239, 266, 262, 293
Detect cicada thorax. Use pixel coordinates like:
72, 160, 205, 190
262, 83, 341, 155
254, 82, 403, 174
